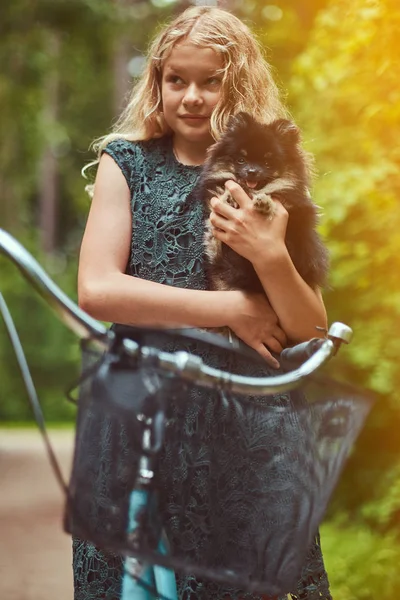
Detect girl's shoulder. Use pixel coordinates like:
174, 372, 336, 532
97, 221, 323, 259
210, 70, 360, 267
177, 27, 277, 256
102, 136, 172, 189
103, 136, 170, 165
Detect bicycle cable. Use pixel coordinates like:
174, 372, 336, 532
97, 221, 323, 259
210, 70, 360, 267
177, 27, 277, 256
0, 292, 68, 493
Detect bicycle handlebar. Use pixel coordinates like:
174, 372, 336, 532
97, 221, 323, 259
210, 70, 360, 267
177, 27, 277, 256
0, 229, 353, 395
0, 229, 109, 344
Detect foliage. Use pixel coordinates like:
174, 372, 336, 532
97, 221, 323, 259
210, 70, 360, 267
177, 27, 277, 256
290, 0, 400, 395
321, 517, 400, 599
288, 0, 400, 523
0, 252, 80, 421
1, 1, 400, 590
0, 0, 177, 421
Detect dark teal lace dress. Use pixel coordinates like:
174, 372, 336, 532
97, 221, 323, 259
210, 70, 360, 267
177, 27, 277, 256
72, 136, 332, 600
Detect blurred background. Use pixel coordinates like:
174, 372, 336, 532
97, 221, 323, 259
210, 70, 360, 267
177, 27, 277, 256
0, 0, 399, 598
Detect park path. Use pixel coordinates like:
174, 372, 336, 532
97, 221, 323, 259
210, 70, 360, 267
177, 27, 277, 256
0, 429, 297, 600
0, 429, 75, 600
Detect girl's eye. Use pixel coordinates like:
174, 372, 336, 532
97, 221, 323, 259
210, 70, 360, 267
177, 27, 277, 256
236, 157, 246, 165
167, 75, 184, 85
207, 77, 221, 85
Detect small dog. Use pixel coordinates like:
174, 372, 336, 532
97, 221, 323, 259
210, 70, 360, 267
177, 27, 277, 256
193, 112, 329, 293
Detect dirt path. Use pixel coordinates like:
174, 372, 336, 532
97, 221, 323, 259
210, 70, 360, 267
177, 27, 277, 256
0, 429, 75, 600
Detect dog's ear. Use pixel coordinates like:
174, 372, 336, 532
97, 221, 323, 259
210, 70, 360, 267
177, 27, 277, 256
273, 119, 300, 143
226, 112, 253, 130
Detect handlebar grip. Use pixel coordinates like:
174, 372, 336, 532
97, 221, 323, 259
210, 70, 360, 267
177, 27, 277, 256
280, 338, 325, 371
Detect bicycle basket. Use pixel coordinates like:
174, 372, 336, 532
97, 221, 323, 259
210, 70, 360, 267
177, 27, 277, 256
64, 326, 373, 597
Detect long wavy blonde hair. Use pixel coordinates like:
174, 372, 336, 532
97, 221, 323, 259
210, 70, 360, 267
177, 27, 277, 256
90, 5, 289, 161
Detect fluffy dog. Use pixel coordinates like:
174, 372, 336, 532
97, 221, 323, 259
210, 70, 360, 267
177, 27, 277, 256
193, 112, 329, 293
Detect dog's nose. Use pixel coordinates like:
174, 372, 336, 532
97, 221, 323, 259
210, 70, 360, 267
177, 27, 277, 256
247, 168, 257, 175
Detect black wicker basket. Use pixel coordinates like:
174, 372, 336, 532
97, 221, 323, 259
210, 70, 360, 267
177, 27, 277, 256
64, 326, 372, 597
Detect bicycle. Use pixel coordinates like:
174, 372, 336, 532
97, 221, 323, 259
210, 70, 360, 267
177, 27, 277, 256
0, 228, 373, 600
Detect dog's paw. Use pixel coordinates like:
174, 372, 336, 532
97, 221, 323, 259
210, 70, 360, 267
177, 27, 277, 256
207, 186, 238, 209
253, 193, 275, 217
219, 188, 239, 209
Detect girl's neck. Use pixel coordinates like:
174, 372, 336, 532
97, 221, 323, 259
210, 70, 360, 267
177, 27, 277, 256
172, 136, 210, 166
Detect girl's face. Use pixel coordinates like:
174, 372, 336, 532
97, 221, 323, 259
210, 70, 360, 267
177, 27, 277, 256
161, 42, 223, 152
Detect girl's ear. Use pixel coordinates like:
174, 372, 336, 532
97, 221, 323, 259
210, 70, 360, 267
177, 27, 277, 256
273, 119, 300, 142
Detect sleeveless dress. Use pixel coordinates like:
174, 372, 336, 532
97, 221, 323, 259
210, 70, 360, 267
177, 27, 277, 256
72, 136, 333, 600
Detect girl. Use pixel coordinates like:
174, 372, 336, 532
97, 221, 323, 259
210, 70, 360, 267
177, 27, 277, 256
75, 5, 331, 600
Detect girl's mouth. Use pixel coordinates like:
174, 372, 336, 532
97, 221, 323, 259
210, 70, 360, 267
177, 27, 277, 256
180, 114, 208, 120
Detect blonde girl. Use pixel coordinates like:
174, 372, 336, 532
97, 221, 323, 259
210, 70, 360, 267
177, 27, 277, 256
75, 6, 330, 600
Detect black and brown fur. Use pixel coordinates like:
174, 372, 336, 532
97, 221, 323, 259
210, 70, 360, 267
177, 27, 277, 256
193, 112, 329, 292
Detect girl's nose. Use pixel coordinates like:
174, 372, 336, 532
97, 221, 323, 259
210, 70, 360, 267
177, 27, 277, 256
183, 83, 203, 106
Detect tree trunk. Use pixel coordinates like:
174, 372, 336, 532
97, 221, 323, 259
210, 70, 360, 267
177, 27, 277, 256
113, 36, 133, 117
38, 32, 61, 255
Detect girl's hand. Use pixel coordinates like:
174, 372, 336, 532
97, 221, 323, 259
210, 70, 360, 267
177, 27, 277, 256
227, 291, 287, 368
209, 180, 288, 263
210, 180, 328, 343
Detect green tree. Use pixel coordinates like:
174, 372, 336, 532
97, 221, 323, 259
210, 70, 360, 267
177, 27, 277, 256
289, 0, 400, 526
0, 0, 177, 421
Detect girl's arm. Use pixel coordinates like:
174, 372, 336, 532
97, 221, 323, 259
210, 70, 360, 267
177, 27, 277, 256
209, 181, 328, 343
78, 154, 287, 366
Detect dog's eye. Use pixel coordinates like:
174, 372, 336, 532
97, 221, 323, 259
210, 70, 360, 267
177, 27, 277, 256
236, 157, 246, 164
